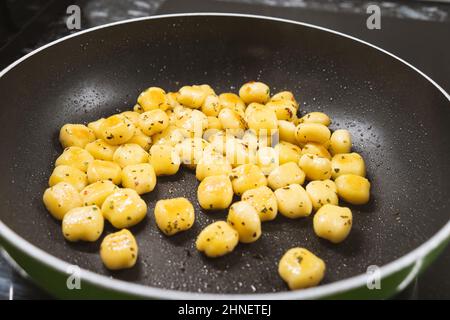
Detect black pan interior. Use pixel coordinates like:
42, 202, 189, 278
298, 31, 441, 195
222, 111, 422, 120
0, 15, 449, 294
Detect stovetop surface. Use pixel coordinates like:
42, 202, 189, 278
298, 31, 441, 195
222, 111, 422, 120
0, 0, 449, 299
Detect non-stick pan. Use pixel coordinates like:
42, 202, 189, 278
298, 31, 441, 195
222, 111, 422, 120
0, 13, 449, 299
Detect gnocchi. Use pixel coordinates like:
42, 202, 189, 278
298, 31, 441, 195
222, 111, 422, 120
149, 144, 181, 176
43, 182, 83, 220
87, 160, 122, 185
298, 154, 332, 181
278, 248, 325, 290
331, 152, 366, 179
100, 229, 138, 270
305, 180, 339, 211
268, 162, 305, 190
55, 146, 94, 172
229, 164, 267, 196
313, 204, 352, 243
274, 184, 312, 218
112, 143, 149, 168
154, 197, 195, 236
121, 163, 157, 195
49, 165, 88, 191
335, 174, 371, 205
62, 205, 104, 242
80, 180, 117, 207
196, 221, 239, 258
59, 124, 96, 148
239, 81, 270, 104
242, 186, 278, 222
102, 188, 147, 228
197, 175, 233, 210
227, 201, 261, 243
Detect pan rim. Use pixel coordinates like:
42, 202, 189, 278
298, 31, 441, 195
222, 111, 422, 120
0, 12, 449, 299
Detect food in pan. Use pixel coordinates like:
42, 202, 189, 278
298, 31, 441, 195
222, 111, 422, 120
43, 81, 371, 290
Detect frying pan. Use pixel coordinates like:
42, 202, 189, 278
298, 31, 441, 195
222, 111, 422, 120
0, 13, 449, 299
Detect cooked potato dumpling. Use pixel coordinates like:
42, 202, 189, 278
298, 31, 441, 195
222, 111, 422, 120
62, 205, 104, 242
295, 123, 331, 145
154, 197, 195, 235
218, 108, 246, 137
274, 184, 312, 218
99, 115, 135, 145
177, 85, 208, 109
152, 125, 185, 146
301, 142, 331, 160
247, 107, 278, 137
149, 144, 181, 176
266, 100, 297, 121
201, 94, 221, 116
196, 221, 239, 257
335, 174, 370, 205
218, 93, 246, 115
227, 201, 261, 243
102, 188, 147, 228
49, 165, 88, 191
177, 109, 208, 137
112, 143, 149, 168
100, 229, 138, 270
197, 175, 233, 210
195, 152, 232, 181
137, 86, 170, 111
230, 164, 267, 196
87, 118, 105, 139
331, 152, 366, 179
60, 124, 96, 148
56, 147, 94, 172
298, 112, 331, 126
256, 146, 278, 175
121, 163, 156, 195
80, 180, 117, 207
87, 160, 122, 185
242, 186, 278, 222
225, 139, 254, 167
278, 248, 326, 290
329, 129, 352, 155
274, 141, 301, 165
268, 162, 305, 190
127, 128, 152, 151
43, 182, 83, 220
271, 91, 298, 108
305, 180, 339, 211
298, 154, 332, 181
277, 120, 298, 145
138, 109, 169, 136
85, 139, 118, 161
175, 137, 208, 169
239, 81, 270, 104
313, 204, 352, 243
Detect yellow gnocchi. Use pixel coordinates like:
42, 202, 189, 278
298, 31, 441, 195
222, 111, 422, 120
121, 163, 157, 195
99, 115, 135, 145
177, 85, 208, 109
80, 180, 117, 207
227, 201, 261, 243
230, 164, 267, 196
239, 81, 270, 104
127, 128, 152, 151
305, 180, 339, 211
85, 139, 118, 161
246, 107, 278, 137
112, 143, 149, 168
274, 141, 301, 165
329, 129, 352, 155
138, 109, 169, 136
55, 146, 94, 172
298, 112, 331, 126
197, 175, 233, 210
175, 137, 208, 169
274, 184, 312, 218
62, 205, 104, 242
278, 248, 326, 290
295, 123, 331, 145
331, 152, 366, 179
242, 186, 278, 222
100, 229, 138, 270
277, 120, 298, 145
196, 221, 239, 258
43, 182, 83, 220
195, 152, 232, 181
87, 160, 122, 185
102, 188, 147, 228
301, 142, 331, 160
313, 204, 352, 243
49, 165, 88, 191
298, 154, 332, 181
137, 86, 170, 111
149, 144, 181, 176
59, 124, 96, 148
154, 197, 195, 235
268, 162, 305, 190
335, 174, 371, 205
201, 94, 221, 116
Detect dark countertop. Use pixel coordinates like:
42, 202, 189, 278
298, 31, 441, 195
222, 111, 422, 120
0, 0, 449, 299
